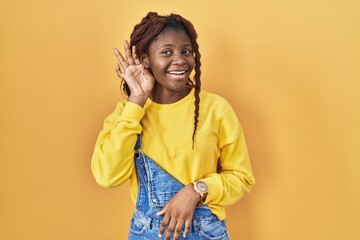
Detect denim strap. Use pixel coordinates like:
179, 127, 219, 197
134, 134, 142, 150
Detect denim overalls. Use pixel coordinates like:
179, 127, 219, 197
128, 135, 230, 240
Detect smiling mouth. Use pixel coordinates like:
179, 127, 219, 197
167, 70, 187, 75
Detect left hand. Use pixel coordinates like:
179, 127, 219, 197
156, 184, 200, 239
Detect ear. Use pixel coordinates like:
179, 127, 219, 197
140, 54, 150, 68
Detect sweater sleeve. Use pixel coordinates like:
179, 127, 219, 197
91, 101, 145, 188
202, 102, 255, 207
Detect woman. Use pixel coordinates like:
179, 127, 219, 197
91, 11, 255, 240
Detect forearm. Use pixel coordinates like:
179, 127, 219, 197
202, 133, 255, 206
202, 170, 255, 206
91, 102, 144, 187
128, 95, 148, 107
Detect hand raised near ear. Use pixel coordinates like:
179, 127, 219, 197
114, 40, 155, 106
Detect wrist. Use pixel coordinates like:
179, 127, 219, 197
192, 180, 208, 205
128, 95, 148, 107
185, 184, 203, 205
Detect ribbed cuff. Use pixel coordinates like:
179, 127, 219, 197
118, 101, 145, 122
201, 174, 222, 204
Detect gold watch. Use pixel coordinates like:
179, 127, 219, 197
192, 180, 208, 201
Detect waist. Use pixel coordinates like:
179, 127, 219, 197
129, 178, 227, 220
132, 209, 220, 231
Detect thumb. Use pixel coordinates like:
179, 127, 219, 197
156, 203, 168, 216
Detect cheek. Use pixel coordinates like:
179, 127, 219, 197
149, 61, 166, 74
189, 58, 196, 70
152, 64, 167, 75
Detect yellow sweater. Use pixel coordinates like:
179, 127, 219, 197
91, 89, 255, 220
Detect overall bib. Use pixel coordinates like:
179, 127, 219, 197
128, 135, 230, 240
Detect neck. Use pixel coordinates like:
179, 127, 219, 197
150, 86, 191, 104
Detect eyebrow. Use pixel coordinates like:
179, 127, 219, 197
159, 43, 192, 48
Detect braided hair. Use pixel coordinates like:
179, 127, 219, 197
122, 12, 202, 149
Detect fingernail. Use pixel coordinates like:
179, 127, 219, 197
158, 233, 162, 238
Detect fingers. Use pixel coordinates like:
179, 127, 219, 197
115, 63, 124, 79
158, 208, 188, 240
157, 204, 168, 237
132, 46, 141, 65
162, 217, 184, 240
124, 40, 135, 65
113, 48, 128, 70
171, 219, 185, 240
114, 42, 142, 76
158, 213, 170, 238
156, 203, 168, 216
183, 220, 191, 238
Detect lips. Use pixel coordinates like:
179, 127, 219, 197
167, 70, 187, 75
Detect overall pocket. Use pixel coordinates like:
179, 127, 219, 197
129, 210, 147, 235
199, 217, 229, 240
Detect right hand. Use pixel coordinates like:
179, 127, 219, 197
156, 184, 200, 239
114, 40, 155, 106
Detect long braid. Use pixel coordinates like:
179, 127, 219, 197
124, 12, 202, 148
192, 53, 201, 149
171, 14, 202, 149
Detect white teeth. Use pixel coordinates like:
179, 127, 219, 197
168, 70, 186, 75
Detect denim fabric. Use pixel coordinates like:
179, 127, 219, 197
128, 135, 230, 240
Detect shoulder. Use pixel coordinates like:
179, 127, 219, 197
199, 90, 243, 143
200, 89, 242, 126
200, 90, 229, 104
200, 90, 234, 112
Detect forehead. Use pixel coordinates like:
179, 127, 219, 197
149, 29, 192, 49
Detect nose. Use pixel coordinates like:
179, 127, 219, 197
172, 52, 186, 65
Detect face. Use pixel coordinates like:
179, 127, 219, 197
142, 29, 195, 97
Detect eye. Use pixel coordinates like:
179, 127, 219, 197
161, 50, 172, 55
183, 49, 193, 55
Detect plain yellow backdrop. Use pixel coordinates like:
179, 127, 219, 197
1, 0, 359, 239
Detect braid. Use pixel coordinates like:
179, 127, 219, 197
123, 12, 202, 149
121, 12, 166, 96
192, 51, 201, 149
171, 14, 202, 149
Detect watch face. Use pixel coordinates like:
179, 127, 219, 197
196, 181, 208, 193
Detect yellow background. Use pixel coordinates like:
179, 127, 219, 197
1, 0, 359, 239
